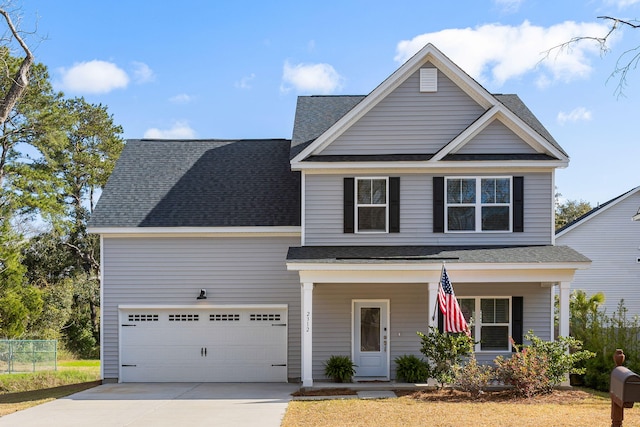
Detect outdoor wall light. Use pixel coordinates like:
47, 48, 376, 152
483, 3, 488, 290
197, 289, 207, 300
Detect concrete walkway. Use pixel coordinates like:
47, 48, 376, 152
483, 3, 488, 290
0, 383, 299, 427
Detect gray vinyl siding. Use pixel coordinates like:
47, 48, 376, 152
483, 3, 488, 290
319, 67, 485, 155
557, 191, 640, 317
304, 172, 553, 246
456, 120, 539, 154
312, 283, 428, 380
101, 236, 301, 381
311, 282, 550, 378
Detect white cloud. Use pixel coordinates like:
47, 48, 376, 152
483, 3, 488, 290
169, 93, 192, 104
143, 121, 196, 139
603, 0, 640, 8
395, 21, 613, 89
494, 0, 524, 13
58, 60, 129, 94
281, 61, 344, 94
132, 61, 154, 84
557, 107, 593, 124
235, 73, 256, 90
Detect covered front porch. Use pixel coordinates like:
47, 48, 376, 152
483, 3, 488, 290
286, 245, 590, 387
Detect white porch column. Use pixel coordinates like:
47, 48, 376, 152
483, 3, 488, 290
428, 282, 438, 329
301, 282, 314, 387
558, 281, 571, 338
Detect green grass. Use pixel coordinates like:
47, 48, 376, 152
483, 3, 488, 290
0, 360, 101, 417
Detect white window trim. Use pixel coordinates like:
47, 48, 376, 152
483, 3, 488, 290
355, 177, 389, 233
458, 296, 512, 353
444, 176, 513, 233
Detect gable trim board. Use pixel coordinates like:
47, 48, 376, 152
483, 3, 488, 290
88, 226, 301, 237
556, 185, 640, 237
290, 44, 568, 170
291, 44, 498, 165
431, 105, 567, 163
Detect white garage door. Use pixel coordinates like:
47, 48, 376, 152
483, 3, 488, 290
119, 306, 287, 382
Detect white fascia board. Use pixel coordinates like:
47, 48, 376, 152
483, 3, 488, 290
431, 105, 567, 162
286, 261, 590, 272
288, 264, 588, 284
291, 161, 567, 173
290, 44, 496, 164
90, 226, 301, 237
556, 185, 640, 237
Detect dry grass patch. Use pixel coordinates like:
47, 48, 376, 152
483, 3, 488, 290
282, 388, 640, 427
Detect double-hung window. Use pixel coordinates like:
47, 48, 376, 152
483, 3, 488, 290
445, 177, 511, 232
356, 177, 388, 232
458, 297, 511, 352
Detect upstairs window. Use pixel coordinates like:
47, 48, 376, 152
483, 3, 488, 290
445, 177, 511, 232
356, 178, 388, 232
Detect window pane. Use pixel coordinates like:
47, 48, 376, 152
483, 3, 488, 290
481, 179, 496, 203
371, 179, 386, 204
447, 179, 461, 203
461, 179, 476, 203
481, 299, 495, 323
358, 207, 386, 231
448, 207, 475, 231
495, 179, 510, 203
480, 326, 509, 350
361, 308, 380, 352
482, 206, 509, 231
357, 179, 371, 204
458, 299, 476, 341
494, 299, 509, 323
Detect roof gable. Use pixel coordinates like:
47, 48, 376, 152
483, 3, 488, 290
290, 43, 568, 168
556, 185, 640, 236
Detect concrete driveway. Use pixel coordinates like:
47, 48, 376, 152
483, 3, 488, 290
0, 383, 299, 427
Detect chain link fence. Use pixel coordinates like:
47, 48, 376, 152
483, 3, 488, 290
0, 340, 58, 373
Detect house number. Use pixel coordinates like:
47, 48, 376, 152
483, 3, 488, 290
306, 311, 310, 333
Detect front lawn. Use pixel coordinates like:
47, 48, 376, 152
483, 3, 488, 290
282, 388, 640, 427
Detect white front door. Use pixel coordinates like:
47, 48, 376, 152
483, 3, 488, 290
353, 300, 389, 378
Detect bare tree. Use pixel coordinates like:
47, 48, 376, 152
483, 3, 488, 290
545, 16, 640, 97
0, 6, 33, 124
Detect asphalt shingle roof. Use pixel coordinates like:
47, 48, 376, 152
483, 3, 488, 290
89, 139, 300, 228
286, 245, 590, 264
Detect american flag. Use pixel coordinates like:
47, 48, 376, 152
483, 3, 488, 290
438, 265, 471, 336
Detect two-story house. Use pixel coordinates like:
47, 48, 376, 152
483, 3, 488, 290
88, 44, 590, 386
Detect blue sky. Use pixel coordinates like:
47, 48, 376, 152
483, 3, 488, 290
13, 0, 640, 206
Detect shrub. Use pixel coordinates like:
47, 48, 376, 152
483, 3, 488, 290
525, 331, 594, 386
323, 355, 356, 383
494, 341, 551, 397
454, 356, 493, 398
395, 354, 429, 383
418, 327, 474, 388
569, 297, 640, 391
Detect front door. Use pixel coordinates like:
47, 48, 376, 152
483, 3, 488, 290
353, 300, 389, 378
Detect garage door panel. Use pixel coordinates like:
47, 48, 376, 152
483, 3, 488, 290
120, 307, 287, 382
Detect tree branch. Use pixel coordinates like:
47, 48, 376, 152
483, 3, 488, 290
0, 8, 33, 125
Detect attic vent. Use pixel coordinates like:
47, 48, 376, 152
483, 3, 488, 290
420, 68, 437, 92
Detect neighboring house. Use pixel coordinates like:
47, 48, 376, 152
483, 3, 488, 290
556, 186, 640, 317
88, 44, 590, 386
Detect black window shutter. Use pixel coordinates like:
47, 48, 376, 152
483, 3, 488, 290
511, 296, 524, 350
433, 177, 445, 233
344, 178, 355, 233
437, 310, 444, 334
513, 176, 524, 232
389, 177, 400, 233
